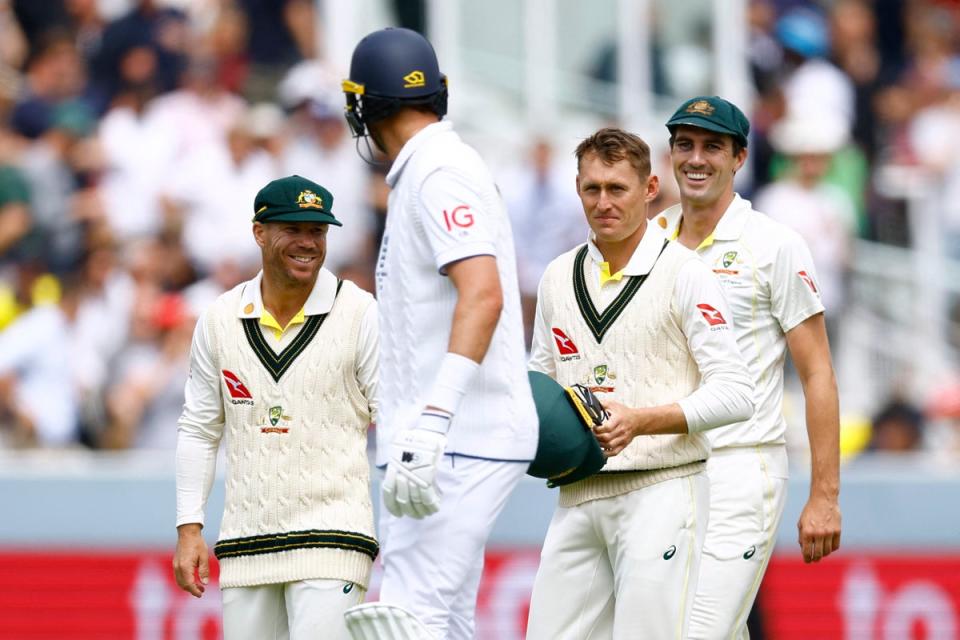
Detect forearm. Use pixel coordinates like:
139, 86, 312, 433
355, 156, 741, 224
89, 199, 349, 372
447, 284, 502, 363
803, 369, 841, 499
633, 402, 688, 435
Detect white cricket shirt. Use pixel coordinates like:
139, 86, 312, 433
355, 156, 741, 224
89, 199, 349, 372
656, 194, 825, 451
376, 120, 538, 464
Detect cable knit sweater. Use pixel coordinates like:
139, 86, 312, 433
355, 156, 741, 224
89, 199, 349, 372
205, 280, 377, 588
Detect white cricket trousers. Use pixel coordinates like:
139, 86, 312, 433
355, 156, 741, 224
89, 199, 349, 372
526, 472, 710, 640
222, 578, 365, 640
688, 445, 788, 640
378, 455, 528, 640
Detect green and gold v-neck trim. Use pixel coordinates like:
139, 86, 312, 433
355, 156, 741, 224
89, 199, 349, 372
242, 280, 342, 382
572, 242, 667, 343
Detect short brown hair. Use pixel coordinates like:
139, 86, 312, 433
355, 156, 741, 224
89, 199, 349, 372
575, 127, 651, 179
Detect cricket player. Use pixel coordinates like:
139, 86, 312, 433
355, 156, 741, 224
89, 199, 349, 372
658, 96, 842, 638
173, 176, 379, 639
340, 28, 538, 640
526, 127, 755, 639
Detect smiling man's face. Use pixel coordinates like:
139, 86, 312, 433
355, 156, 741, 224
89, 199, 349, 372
670, 125, 746, 208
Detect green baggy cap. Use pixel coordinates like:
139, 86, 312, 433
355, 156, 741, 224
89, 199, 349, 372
253, 175, 342, 226
527, 371, 606, 487
666, 96, 750, 148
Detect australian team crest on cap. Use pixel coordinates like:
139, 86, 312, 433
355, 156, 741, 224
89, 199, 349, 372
686, 99, 716, 116
297, 190, 323, 209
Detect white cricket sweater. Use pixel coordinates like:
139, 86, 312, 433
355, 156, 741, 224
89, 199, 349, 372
538, 242, 709, 506
205, 279, 377, 588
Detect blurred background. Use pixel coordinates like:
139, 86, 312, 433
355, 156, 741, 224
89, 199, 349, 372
0, 0, 959, 638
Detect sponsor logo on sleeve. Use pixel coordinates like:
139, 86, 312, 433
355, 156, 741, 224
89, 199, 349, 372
551, 328, 581, 361
222, 370, 254, 406
442, 205, 475, 233
798, 270, 819, 294
696, 303, 727, 327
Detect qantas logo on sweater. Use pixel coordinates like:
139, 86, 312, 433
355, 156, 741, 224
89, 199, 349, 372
551, 328, 581, 361
696, 304, 727, 327
798, 270, 819, 295
222, 370, 254, 406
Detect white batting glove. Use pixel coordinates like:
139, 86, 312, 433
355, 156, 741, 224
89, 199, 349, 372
382, 412, 449, 519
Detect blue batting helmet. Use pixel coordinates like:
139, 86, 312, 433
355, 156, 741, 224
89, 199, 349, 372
342, 28, 448, 138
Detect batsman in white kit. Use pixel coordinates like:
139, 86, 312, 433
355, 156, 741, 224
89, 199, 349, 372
340, 28, 538, 640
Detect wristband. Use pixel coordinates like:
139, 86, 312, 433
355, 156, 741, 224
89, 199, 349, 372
424, 352, 480, 417
418, 411, 452, 435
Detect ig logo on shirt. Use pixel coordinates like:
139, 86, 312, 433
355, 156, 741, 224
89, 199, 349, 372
442, 205, 474, 236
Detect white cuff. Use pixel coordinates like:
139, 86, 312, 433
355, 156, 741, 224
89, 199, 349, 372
424, 352, 480, 416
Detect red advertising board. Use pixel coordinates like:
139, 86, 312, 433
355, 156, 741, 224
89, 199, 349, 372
1, 549, 958, 639
761, 554, 960, 639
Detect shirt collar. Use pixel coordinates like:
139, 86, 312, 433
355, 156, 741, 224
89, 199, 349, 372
238, 268, 339, 318
385, 120, 454, 188
654, 194, 752, 248
585, 221, 669, 277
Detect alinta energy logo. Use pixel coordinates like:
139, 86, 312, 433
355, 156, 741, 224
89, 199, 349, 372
551, 327, 581, 362
663, 545, 677, 560
222, 370, 254, 406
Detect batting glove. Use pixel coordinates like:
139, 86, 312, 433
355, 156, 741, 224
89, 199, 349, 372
382, 412, 449, 519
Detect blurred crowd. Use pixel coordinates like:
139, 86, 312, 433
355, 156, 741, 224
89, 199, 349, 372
0, 0, 958, 459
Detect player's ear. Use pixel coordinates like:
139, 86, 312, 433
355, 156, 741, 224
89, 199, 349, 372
645, 174, 659, 202
734, 146, 748, 173
253, 222, 267, 248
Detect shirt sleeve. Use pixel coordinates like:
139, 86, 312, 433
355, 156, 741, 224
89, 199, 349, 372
673, 259, 755, 432
528, 276, 557, 377
418, 168, 497, 273
356, 301, 379, 423
175, 311, 224, 528
770, 232, 826, 333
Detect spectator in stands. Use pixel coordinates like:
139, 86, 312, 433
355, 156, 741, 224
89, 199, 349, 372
0, 159, 31, 262
0, 270, 83, 448
235, 0, 316, 103
498, 137, 586, 347
89, 0, 188, 112
756, 114, 857, 339
102, 290, 193, 449
869, 398, 924, 452
10, 30, 88, 139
